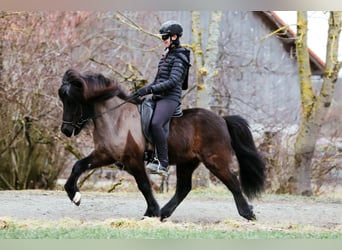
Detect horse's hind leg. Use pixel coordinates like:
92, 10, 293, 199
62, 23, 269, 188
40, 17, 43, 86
160, 160, 199, 221
203, 158, 256, 220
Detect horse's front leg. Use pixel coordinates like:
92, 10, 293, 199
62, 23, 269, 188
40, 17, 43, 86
64, 157, 90, 205
64, 153, 106, 206
128, 161, 161, 218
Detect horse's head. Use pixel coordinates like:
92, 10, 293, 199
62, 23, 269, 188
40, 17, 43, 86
58, 69, 126, 137
58, 69, 93, 137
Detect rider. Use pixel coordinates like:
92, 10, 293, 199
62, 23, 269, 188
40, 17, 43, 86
131, 20, 190, 176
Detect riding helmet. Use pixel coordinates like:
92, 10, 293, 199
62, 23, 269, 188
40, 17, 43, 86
159, 20, 183, 37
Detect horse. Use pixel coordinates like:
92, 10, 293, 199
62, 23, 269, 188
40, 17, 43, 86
58, 69, 265, 221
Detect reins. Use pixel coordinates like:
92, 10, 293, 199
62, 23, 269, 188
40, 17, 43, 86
62, 93, 138, 127
90, 94, 138, 120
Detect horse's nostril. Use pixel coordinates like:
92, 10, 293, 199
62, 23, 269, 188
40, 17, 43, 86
61, 125, 73, 137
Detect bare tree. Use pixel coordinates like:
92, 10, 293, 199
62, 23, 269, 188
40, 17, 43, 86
192, 11, 222, 109
190, 11, 223, 187
292, 11, 342, 195
0, 11, 91, 189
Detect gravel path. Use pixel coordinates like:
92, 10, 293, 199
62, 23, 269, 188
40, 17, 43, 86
1, 190, 341, 229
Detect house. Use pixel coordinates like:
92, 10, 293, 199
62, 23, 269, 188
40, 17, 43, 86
204, 11, 340, 137
260, 11, 325, 76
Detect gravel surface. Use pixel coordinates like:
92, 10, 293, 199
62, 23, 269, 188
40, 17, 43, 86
1, 190, 342, 230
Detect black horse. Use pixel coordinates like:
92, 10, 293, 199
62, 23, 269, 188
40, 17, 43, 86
58, 69, 265, 221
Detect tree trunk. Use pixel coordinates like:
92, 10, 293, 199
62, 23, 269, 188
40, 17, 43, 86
191, 11, 205, 106
291, 11, 342, 196
193, 11, 222, 109
191, 11, 222, 187
0, 11, 5, 84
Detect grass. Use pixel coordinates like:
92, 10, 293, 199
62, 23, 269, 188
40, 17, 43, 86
1, 217, 341, 239
2, 227, 340, 239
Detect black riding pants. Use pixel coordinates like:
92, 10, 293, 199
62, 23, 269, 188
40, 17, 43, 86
150, 98, 179, 167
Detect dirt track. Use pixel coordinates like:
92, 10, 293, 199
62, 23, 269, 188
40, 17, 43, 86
1, 189, 342, 230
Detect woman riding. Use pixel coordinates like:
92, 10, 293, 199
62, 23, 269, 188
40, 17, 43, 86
131, 20, 190, 176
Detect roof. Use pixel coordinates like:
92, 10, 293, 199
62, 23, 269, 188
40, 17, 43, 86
256, 11, 325, 76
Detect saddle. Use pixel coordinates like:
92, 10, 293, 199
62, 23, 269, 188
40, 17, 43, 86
139, 98, 182, 144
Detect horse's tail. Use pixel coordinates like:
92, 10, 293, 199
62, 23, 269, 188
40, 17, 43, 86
223, 115, 266, 199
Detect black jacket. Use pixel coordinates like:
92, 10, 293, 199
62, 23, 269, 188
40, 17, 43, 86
151, 46, 190, 103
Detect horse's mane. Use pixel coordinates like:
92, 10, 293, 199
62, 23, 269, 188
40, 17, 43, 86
61, 69, 130, 102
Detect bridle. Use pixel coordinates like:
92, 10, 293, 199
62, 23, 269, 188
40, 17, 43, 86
62, 118, 89, 129
62, 102, 90, 129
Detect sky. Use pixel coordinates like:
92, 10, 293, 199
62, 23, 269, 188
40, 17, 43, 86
275, 11, 332, 63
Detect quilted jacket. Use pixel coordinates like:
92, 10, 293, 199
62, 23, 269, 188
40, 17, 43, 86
151, 46, 190, 103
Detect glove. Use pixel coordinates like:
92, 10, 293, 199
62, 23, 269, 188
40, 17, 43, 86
132, 85, 153, 97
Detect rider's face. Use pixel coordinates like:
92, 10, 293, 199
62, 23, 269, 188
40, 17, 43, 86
162, 34, 177, 48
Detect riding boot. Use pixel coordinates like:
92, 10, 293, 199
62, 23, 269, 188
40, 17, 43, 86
146, 158, 168, 177
146, 143, 169, 177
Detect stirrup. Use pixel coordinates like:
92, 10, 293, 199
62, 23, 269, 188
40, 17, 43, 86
146, 158, 168, 177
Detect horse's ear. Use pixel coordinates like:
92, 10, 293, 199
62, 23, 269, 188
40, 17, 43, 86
96, 73, 110, 86
63, 69, 84, 89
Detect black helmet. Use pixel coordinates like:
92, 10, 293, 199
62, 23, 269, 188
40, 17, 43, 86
159, 20, 183, 37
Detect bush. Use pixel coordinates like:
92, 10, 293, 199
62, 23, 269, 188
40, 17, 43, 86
0, 12, 79, 189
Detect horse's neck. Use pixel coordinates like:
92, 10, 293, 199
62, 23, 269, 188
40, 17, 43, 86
94, 97, 123, 117
93, 97, 127, 130
92, 97, 144, 147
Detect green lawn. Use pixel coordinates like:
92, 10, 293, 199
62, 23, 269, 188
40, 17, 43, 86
1, 219, 341, 239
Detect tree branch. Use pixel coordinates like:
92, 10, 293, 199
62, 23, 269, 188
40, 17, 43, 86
115, 12, 160, 39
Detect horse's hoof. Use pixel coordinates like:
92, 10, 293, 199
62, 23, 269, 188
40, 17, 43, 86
160, 212, 170, 222
141, 216, 150, 220
249, 214, 257, 221
244, 212, 256, 221
239, 208, 256, 221
160, 216, 168, 222
72, 192, 82, 206
141, 216, 159, 221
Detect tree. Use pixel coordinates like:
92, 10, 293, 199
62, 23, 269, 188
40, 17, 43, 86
188, 11, 223, 187
292, 11, 342, 195
192, 11, 222, 109
0, 11, 89, 189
